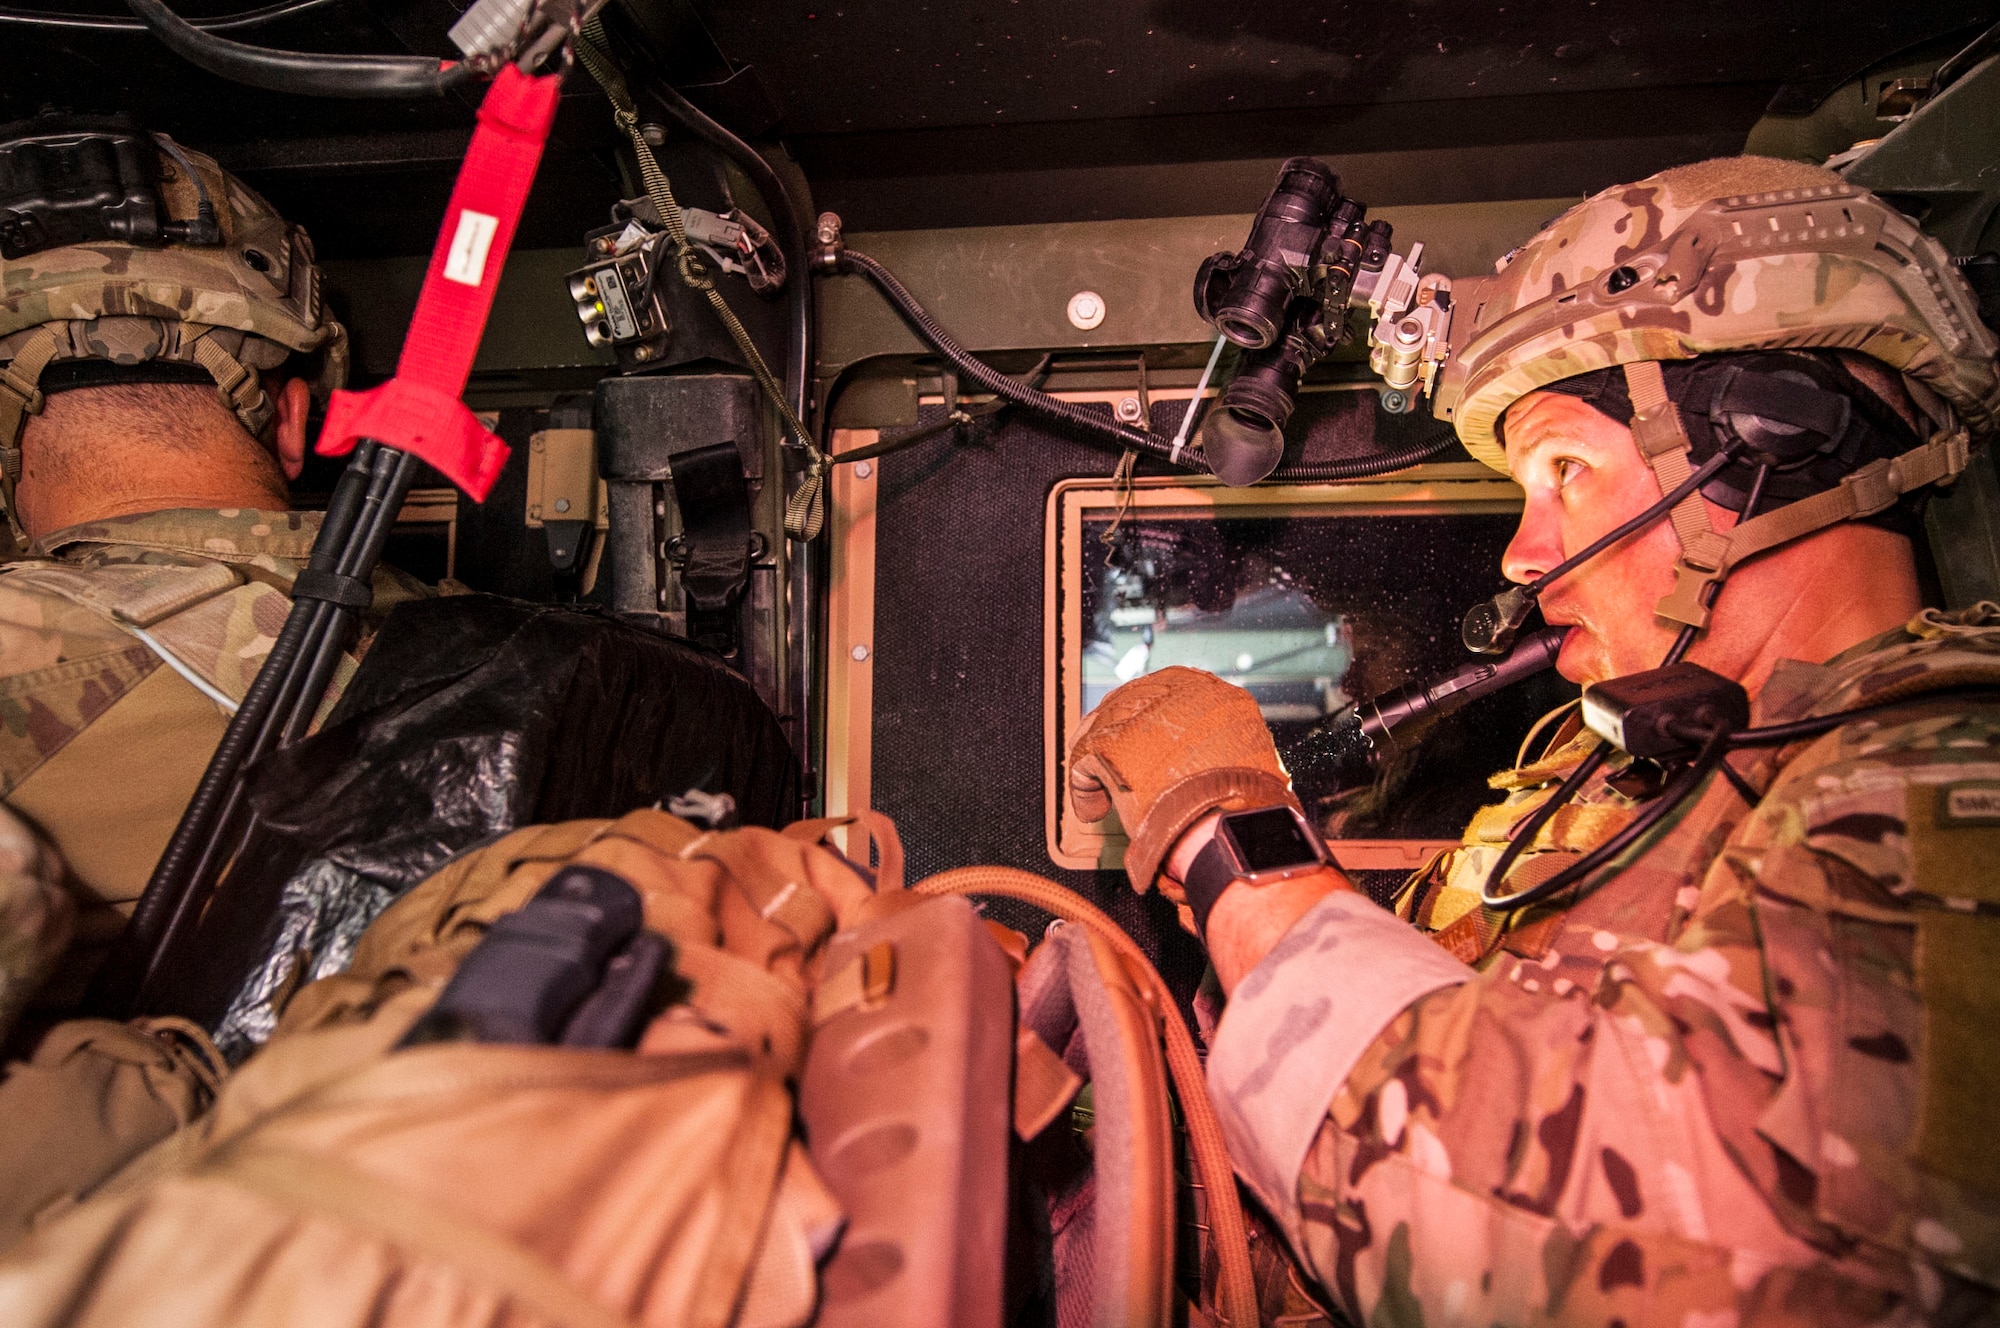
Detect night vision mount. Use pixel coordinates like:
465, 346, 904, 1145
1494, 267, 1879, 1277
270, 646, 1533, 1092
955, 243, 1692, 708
1192, 157, 1451, 485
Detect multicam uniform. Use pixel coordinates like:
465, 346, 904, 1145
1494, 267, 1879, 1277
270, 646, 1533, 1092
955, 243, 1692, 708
1207, 609, 2000, 1325
0, 508, 424, 1030
1192, 154, 2000, 1326
0, 130, 354, 1039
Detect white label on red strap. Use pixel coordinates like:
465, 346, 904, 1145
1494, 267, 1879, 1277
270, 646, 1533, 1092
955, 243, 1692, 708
443, 209, 500, 287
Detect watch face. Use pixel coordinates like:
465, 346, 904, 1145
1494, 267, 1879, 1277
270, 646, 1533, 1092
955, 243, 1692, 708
1226, 807, 1320, 873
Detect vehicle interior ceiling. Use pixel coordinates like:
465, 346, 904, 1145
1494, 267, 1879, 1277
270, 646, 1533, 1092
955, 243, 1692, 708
6, 0, 1998, 978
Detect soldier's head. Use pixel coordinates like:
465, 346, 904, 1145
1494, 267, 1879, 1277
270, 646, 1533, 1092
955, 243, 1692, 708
1431, 156, 2000, 689
0, 112, 346, 541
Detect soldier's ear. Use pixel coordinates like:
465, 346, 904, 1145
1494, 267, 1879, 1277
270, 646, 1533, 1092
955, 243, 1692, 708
269, 377, 310, 480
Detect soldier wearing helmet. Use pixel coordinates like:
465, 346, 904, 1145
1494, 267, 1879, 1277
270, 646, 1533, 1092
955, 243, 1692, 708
1071, 157, 2000, 1323
0, 114, 423, 1039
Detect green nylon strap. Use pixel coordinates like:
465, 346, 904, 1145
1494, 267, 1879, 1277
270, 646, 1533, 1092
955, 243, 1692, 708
574, 24, 827, 542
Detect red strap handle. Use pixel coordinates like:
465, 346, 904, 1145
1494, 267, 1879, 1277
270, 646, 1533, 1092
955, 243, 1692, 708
317, 65, 562, 501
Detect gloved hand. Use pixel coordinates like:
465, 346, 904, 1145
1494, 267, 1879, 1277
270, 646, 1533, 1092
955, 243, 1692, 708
1067, 666, 1300, 897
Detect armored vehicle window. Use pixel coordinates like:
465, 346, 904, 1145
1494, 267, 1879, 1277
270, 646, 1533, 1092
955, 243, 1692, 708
1047, 470, 1579, 874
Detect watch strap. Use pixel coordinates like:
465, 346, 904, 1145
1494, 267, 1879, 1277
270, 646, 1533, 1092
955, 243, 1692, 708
1182, 833, 1239, 938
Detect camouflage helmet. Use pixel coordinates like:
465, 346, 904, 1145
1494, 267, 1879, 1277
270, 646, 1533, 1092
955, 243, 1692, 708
1432, 156, 2000, 472
0, 125, 347, 502
1409, 157, 2000, 635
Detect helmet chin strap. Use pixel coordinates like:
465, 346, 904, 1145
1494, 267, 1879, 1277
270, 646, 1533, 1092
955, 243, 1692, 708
1628, 357, 1972, 632
1463, 359, 1973, 657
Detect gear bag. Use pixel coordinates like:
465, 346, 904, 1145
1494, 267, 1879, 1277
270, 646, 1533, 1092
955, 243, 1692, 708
0, 812, 1262, 1327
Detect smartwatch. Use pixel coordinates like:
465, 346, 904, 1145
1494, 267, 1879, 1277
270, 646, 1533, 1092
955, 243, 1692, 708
1180, 804, 1330, 938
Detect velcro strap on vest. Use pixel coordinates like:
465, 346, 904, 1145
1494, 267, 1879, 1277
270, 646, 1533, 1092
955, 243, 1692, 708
1123, 766, 1300, 896
5, 560, 240, 628
289, 567, 374, 610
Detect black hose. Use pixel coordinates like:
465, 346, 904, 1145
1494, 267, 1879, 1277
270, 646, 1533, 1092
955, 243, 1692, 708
281, 448, 420, 744
88, 439, 383, 1014
837, 245, 1459, 483
837, 247, 1192, 466
2, 0, 338, 30
125, 0, 475, 97
133, 445, 419, 1012
1273, 430, 1459, 480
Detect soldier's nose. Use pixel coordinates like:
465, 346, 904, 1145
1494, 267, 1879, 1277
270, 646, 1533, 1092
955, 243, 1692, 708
1502, 503, 1562, 586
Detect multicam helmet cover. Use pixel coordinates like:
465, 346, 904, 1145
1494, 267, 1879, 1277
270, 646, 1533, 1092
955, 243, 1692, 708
0, 131, 347, 485
1433, 156, 2000, 472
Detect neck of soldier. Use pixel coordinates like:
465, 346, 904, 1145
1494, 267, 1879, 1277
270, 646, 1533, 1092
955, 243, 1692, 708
16, 405, 290, 541
1682, 522, 1922, 704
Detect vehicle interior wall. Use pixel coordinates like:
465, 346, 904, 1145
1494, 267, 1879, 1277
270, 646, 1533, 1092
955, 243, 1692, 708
5, 1, 1998, 992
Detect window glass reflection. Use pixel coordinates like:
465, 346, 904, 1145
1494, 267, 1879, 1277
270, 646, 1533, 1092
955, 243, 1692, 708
1080, 512, 1578, 841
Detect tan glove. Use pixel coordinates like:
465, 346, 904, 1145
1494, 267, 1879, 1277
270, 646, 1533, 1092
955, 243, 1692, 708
1067, 666, 1300, 896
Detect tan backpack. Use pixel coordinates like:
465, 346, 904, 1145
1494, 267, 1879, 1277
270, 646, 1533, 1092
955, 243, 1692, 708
0, 812, 1260, 1327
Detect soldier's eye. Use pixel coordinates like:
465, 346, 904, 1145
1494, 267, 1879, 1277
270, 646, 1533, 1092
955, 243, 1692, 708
1556, 458, 1586, 488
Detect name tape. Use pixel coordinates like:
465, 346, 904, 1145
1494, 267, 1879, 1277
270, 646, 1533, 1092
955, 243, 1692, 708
1943, 784, 2000, 823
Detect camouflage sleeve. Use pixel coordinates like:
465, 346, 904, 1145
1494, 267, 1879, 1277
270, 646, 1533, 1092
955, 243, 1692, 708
1241, 697, 2000, 1326
1204, 890, 1471, 1250
1277, 935, 1847, 1325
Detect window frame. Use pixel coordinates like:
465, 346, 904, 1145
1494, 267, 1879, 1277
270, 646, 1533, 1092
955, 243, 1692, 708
1044, 464, 1525, 872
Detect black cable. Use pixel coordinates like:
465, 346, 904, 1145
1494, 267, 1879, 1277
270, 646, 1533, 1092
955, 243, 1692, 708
1728, 699, 1916, 748
1932, 17, 2000, 96
135, 446, 419, 1012
1483, 728, 1730, 913
0, 0, 334, 30
837, 246, 1448, 483
1273, 429, 1459, 480
1474, 740, 1610, 911
838, 247, 1192, 466
1476, 603, 1734, 916
1480, 675, 2000, 917
124, 0, 474, 98
281, 446, 418, 744
1714, 753, 1759, 805
88, 439, 383, 1014
645, 83, 810, 428
832, 355, 1055, 466
1739, 462, 1773, 525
